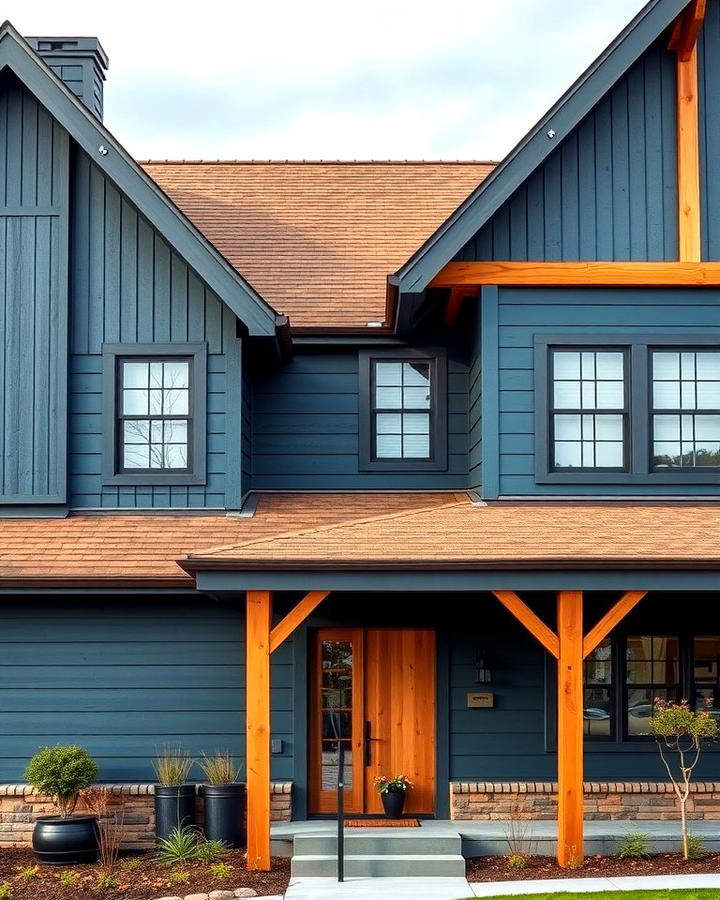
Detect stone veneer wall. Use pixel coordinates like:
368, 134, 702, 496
450, 781, 720, 820
0, 783, 292, 850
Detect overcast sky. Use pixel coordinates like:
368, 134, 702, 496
8, 0, 648, 161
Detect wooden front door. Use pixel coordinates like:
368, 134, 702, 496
309, 628, 436, 815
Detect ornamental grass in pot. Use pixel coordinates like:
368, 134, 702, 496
374, 774, 413, 818
199, 751, 245, 847
152, 747, 196, 842
25, 744, 100, 865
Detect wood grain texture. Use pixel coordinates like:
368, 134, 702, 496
583, 591, 647, 658
270, 591, 330, 653
430, 260, 720, 286
363, 629, 436, 815
669, 0, 706, 61
556, 590, 584, 868
676, 45, 702, 262
492, 591, 560, 658
246, 590, 272, 871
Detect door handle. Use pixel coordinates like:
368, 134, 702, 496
364, 720, 380, 766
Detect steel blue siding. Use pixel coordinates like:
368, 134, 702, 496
69, 151, 242, 508
0, 79, 69, 504
468, 311, 482, 491
456, 40, 677, 263
0, 600, 292, 782
251, 345, 470, 490
493, 286, 720, 496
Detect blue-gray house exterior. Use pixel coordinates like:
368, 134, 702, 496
2, 1, 720, 860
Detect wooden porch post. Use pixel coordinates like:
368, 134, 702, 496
556, 590, 584, 868
246, 590, 272, 871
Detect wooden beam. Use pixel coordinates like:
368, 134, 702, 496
428, 260, 720, 288
556, 590, 584, 868
676, 44, 702, 262
669, 0, 706, 61
492, 590, 560, 659
583, 590, 647, 659
246, 590, 272, 871
269, 591, 330, 653
444, 287, 477, 326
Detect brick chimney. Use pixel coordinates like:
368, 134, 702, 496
25, 36, 108, 119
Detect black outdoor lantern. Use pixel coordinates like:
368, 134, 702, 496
475, 649, 492, 684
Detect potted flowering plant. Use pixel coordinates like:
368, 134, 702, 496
373, 775, 413, 818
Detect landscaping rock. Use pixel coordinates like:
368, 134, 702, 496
209, 892, 236, 900
184, 895, 209, 900
233, 891, 258, 898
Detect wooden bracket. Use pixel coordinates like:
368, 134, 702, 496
492, 590, 560, 658
444, 287, 477, 326
270, 591, 330, 653
583, 590, 647, 658
669, 0, 706, 61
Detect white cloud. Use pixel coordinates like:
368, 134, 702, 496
8, 0, 648, 160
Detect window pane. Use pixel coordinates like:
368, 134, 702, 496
696, 381, 719, 409
123, 390, 148, 415
653, 381, 679, 409
554, 381, 581, 409
681, 381, 696, 409
376, 413, 401, 435
653, 352, 679, 380
595, 442, 623, 468
123, 444, 150, 469
584, 688, 611, 737
164, 361, 190, 389
404, 362, 430, 386
653, 442, 681, 467
375, 362, 402, 386
403, 413, 429, 434
596, 352, 624, 379
554, 442, 582, 468
627, 688, 655, 736
594, 415, 623, 440
149, 388, 163, 415
163, 420, 188, 445
654, 415, 680, 440
403, 386, 431, 408
376, 434, 402, 458
375, 387, 402, 408
553, 352, 580, 379
694, 636, 720, 683
554, 414, 581, 441
123, 362, 148, 388
695, 415, 720, 440
123, 421, 149, 444
403, 433, 430, 458
596, 381, 623, 409
164, 388, 189, 415
161, 444, 188, 469
696, 353, 720, 379
581, 381, 596, 409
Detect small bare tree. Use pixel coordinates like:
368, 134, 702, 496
81, 787, 124, 873
650, 698, 718, 861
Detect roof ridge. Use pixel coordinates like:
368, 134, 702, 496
138, 159, 499, 166
187, 494, 470, 558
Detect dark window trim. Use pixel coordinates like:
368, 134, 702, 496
358, 348, 447, 472
535, 334, 720, 484
102, 342, 207, 486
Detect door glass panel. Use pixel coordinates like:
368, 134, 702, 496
319, 640, 355, 795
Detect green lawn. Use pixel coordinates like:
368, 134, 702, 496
471, 892, 720, 900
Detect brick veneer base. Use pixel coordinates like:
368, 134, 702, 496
0, 782, 292, 850
450, 781, 720, 821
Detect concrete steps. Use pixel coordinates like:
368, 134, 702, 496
290, 830, 465, 878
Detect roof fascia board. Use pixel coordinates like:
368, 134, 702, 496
195, 568, 720, 592
0, 26, 277, 337
395, 0, 691, 293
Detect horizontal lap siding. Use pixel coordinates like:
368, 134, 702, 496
497, 287, 720, 496
69, 152, 240, 508
0, 600, 293, 782
252, 347, 469, 489
0, 79, 69, 503
455, 40, 677, 263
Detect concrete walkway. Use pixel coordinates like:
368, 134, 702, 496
283, 872, 720, 899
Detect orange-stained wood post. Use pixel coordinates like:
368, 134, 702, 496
246, 590, 272, 870
556, 590, 584, 868
676, 43, 702, 262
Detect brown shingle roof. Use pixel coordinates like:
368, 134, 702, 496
186, 498, 720, 570
0, 492, 457, 587
139, 161, 495, 329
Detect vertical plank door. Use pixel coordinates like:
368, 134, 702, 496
363, 629, 436, 815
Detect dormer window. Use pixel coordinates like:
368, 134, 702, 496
359, 349, 447, 472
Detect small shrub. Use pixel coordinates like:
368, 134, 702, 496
156, 825, 200, 864
96, 872, 118, 889
505, 853, 526, 869
19, 866, 39, 881
119, 856, 142, 871
199, 750, 241, 785
168, 870, 190, 884
58, 870, 80, 886
686, 834, 708, 859
617, 830, 651, 859
194, 839, 227, 863
25, 745, 98, 817
210, 862, 234, 878
152, 746, 194, 786
0, 883, 12, 899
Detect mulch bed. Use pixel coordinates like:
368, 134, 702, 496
467, 852, 720, 881
0, 848, 290, 899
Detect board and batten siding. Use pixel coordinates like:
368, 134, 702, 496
490, 286, 720, 497
0, 77, 69, 504
69, 151, 243, 509
455, 39, 678, 264
0, 600, 293, 783
251, 346, 470, 490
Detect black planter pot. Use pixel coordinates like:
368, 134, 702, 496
380, 788, 406, 818
154, 784, 196, 841
202, 783, 246, 847
32, 815, 99, 865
